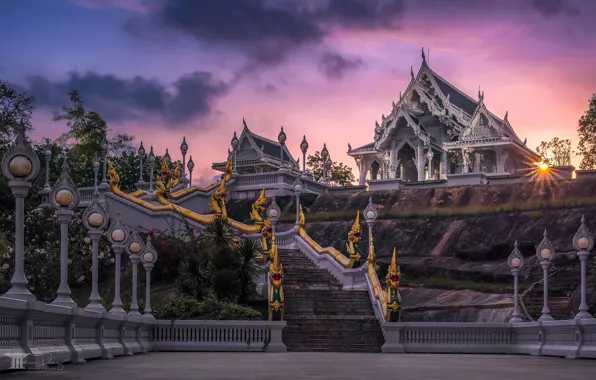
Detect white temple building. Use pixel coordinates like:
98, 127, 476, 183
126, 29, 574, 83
348, 49, 544, 189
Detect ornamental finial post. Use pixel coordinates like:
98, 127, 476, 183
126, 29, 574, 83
573, 215, 594, 319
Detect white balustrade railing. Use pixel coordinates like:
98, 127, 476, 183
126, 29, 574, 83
0, 297, 153, 370
380, 319, 596, 358
294, 235, 368, 291
152, 320, 286, 352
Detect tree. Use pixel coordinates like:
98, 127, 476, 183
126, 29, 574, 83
578, 94, 596, 170
53, 90, 134, 165
535, 137, 573, 167
0, 81, 34, 147
307, 151, 356, 186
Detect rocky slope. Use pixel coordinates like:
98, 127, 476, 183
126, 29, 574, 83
226, 178, 596, 322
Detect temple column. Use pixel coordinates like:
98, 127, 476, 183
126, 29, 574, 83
474, 153, 481, 172
440, 150, 448, 179
462, 148, 470, 173
426, 150, 434, 180
416, 144, 425, 181
389, 141, 398, 179
357, 156, 368, 185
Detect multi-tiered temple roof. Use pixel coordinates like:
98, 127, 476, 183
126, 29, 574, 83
212, 120, 298, 174
348, 49, 539, 185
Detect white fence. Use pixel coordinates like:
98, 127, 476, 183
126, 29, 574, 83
381, 320, 596, 358
152, 320, 286, 352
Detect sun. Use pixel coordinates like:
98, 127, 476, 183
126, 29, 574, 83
538, 161, 550, 171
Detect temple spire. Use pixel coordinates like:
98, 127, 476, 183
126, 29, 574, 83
421, 47, 426, 64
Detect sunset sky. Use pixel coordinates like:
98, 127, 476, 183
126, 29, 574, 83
1, 0, 595, 184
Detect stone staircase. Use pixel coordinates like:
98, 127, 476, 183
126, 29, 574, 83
279, 248, 384, 352
521, 262, 580, 321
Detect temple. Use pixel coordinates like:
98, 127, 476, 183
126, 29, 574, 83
212, 119, 299, 174
348, 49, 541, 188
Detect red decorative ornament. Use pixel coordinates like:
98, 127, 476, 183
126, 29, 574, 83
391, 276, 399, 282
272, 275, 281, 281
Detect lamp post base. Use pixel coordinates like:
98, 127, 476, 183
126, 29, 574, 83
575, 310, 594, 320
85, 300, 106, 312
110, 306, 126, 314
2, 285, 36, 301
51, 295, 77, 308
538, 314, 554, 322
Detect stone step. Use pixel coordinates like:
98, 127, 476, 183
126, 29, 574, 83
277, 249, 384, 352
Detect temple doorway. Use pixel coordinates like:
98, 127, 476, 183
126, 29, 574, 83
397, 144, 417, 182
370, 161, 380, 180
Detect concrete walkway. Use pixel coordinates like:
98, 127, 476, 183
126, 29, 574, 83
3, 352, 596, 380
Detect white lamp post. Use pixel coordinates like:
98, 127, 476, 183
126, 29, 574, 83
507, 241, 525, 323
293, 178, 303, 226
106, 213, 129, 314
187, 155, 194, 187
140, 236, 158, 319
100, 134, 109, 187
125, 229, 145, 316
50, 158, 81, 307
137, 142, 146, 185
536, 229, 555, 322
82, 189, 109, 311
180, 137, 188, 180
164, 149, 171, 165
148, 146, 155, 193
573, 215, 594, 319
363, 197, 378, 261
267, 197, 281, 235
231, 132, 239, 175
300, 135, 309, 174
40, 138, 52, 206
321, 144, 329, 183
278, 127, 286, 170
0, 124, 41, 301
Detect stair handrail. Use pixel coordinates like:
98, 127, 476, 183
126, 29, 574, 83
296, 205, 362, 269
366, 236, 387, 319
105, 160, 267, 235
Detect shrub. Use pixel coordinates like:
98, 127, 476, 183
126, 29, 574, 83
175, 217, 261, 304
152, 298, 262, 320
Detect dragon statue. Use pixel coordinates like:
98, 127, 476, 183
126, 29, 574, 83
250, 189, 267, 223
159, 159, 182, 197
208, 156, 233, 218
260, 218, 273, 262
385, 248, 403, 322
268, 235, 284, 321
345, 211, 363, 268
107, 161, 120, 192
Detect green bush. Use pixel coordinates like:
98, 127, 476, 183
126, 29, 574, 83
152, 298, 262, 320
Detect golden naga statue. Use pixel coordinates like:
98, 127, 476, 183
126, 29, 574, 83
346, 211, 363, 268
268, 236, 284, 321
208, 156, 232, 218
250, 189, 267, 224
385, 248, 403, 322
260, 218, 274, 261
158, 159, 182, 196
107, 161, 120, 192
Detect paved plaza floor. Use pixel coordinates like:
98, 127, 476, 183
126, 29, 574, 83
3, 352, 596, 380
